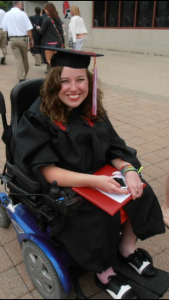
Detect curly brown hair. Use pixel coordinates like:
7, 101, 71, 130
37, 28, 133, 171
40, 67, 106, 123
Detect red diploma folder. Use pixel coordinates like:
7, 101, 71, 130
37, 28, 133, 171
72, 165, 146, 217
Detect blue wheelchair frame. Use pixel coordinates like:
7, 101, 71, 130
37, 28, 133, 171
0, 191, 72, 295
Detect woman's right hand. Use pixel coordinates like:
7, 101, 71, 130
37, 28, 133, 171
93, 175, 130, 195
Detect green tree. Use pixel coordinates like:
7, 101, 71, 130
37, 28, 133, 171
0, 1, 12, 11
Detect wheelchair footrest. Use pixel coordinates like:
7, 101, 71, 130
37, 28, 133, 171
114, 261, 169, 298
128, 281, 158, 299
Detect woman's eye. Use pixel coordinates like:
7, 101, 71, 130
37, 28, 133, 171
61, 80, 69, 84
77, 79, 84, 82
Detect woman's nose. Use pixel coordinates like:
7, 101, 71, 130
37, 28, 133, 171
70, 82, 78, 92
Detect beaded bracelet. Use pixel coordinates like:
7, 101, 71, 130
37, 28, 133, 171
120, 164, 137, 176
120, 164, 144, 177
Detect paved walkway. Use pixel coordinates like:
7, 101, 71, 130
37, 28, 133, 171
0, 46, 169, 299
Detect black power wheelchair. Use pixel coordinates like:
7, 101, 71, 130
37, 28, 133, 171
0, 79, 169, 299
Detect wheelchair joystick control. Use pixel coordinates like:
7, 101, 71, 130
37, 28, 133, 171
49, 181, 61, 197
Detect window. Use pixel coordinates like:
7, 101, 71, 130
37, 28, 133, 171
94, 1, 105, 27
93, 1, 169, 29
120, 1, 135, 27
155, 1, 169, 27
106, 1, 119, 27
136, 1, 154, 27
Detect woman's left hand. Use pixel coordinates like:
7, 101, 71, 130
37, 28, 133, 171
125, 171, 143, 200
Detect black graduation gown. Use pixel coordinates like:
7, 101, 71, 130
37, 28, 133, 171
14, 98, 165, 273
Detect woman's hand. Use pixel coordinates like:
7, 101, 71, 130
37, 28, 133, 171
125, 171, 143, 200
93, 175, 130, 195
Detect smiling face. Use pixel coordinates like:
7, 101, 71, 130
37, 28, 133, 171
58, 67, 89, 110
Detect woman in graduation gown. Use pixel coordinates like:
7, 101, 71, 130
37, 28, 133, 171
14, 48, 165, 299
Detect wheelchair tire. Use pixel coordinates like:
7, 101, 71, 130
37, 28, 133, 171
0, 206, 11, 228
137, 248, 153, 265
22, 241, 67, 299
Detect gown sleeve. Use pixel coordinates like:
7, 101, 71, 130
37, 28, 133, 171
105, 117, 141, 169
14, 111, 61, 176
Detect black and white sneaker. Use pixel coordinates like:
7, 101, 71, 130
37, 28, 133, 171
120, 250, 156, 278
95, 274, 138, 299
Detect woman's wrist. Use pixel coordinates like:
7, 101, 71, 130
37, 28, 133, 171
120, 164, 137, 176
88, 175, 99, 189
120, 164, 143, 178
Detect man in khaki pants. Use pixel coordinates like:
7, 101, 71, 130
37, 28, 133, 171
0, 8, 7, 65
2, 1, 34, 82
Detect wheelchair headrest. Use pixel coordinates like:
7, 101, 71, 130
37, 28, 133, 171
10, 78, 44, 149
11, 78, 44, 124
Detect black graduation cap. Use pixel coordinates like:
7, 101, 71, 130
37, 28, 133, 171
35, 46, 103, 68
35, 46, 104, 115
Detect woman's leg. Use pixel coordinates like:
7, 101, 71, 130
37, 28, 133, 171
96, 265, 137, 299
73, 38, 85, 51
119, 220, 136, 258
97, 267, 116, 284
161, 171, 169, 227
45, 50, 56, 65
119, 219, 156, 277
96, 220, 136, 284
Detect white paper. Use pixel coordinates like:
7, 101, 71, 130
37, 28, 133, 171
97, 189, 131, 203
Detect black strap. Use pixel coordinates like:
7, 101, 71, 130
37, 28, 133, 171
48, 16, 63, 47
2, 125, 12, 146
2, 125, 13, 165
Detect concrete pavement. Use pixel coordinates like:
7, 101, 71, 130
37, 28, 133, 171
0, 46, 169, 299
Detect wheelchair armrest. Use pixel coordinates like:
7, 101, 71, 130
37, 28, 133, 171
6, 162, 41, 192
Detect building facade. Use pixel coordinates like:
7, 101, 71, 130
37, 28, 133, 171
26, 1, 169, 56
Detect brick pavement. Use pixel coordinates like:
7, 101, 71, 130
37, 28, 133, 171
0, 46, 169, 299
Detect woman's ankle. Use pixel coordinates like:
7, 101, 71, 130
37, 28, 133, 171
96, 267, 116, 284
119, 243, 136, 258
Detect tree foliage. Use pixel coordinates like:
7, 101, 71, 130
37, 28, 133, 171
0, 1, 12, 12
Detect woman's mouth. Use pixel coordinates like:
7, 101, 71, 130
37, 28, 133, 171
68, 94, 81, 101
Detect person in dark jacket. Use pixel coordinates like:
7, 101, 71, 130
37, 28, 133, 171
29, 7, 43, 66
41, 9, 47, 21
14, 48, 165, 300
36, 3, 64, 68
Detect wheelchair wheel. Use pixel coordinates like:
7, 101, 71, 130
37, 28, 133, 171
22, 241, 67, 299
0, 206, 11, 228
137, 248, 153, 265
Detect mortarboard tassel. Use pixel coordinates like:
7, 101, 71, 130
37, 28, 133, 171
92, 55, 97, 116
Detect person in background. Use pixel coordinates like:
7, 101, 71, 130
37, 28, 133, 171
29, 7, 42, 66
161, 171, 169, 228
36, 2, 64, 72
0, 8, 7, 65
69, 5, 88, 51
41, 9, 47, 21
2, 1, 34, 83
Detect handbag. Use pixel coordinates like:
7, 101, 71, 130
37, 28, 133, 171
68, 37, 74, 48
48, 16, 63, 48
